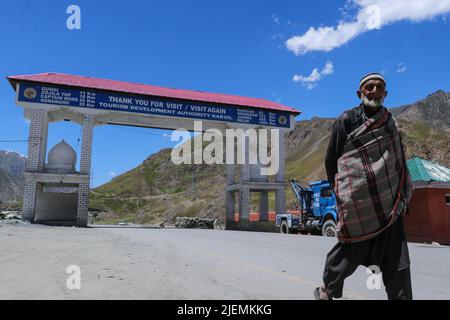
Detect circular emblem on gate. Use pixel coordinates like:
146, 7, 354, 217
278, 115, 287, 125
24, 88, 37, 99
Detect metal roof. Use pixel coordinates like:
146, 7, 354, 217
7, 72, 301, 115
407, 157, 450, 182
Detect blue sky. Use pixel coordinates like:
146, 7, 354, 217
1, 0, 449, 187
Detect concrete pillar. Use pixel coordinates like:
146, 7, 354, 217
275, 130, 286, 215
225, 191, 235, 222
37, 114, 49, 172
259, 191, 269, 221
22, 180, 37, 222
226, 164, 235, 186
225, 164, 236, 222
275, 189, 286, 215
77, 114, 95, 227
276, 130, 286, 183
22, 109, 48, 222
241, 129, 250, 182
77, 183, 90, 226
79, 114, 95, 174
239, 186, 250, 221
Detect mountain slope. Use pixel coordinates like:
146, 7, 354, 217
396, 119, 450, 166
391, 90, 450, 132
0, 150, 26, 202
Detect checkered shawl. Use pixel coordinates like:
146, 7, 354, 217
334, 107, 413, 243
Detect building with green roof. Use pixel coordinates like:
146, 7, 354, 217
404, 157, 450, 245
407, 157, 450, 183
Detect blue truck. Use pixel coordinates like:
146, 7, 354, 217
276, 179, 338, 237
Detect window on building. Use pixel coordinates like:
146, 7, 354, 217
446, 194, 450, 206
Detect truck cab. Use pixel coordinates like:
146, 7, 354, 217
276, 179, 339, 236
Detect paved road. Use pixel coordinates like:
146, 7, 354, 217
0, 224, 449, 299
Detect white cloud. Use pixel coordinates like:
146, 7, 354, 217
397, 63, 407, 73
109, 171, 117, 178
270, 33, 284, 40
293, 61, 334, 90
271, 93, 283, 103
286, 20, 303, 27
339, 0, 359, 20
286, 0, 450, 55
272, 14, 280, 25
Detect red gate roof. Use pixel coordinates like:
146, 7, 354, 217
7, 72, 300, 115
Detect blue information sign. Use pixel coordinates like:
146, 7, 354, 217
17, 83, 291, 128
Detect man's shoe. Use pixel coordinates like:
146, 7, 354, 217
314, 286, 332, 300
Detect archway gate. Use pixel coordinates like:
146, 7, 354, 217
7, 73, 300, 229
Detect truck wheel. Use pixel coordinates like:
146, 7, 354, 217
280, 221, 289, 234
321, 220, 337, 237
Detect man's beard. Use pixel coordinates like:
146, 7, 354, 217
361, 93, 384, 108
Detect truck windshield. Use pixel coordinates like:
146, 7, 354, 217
320, 188, 333, 198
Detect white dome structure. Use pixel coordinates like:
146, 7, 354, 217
45, 140, 77, 174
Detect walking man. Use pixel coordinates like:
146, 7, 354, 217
315, 73, 414, 300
